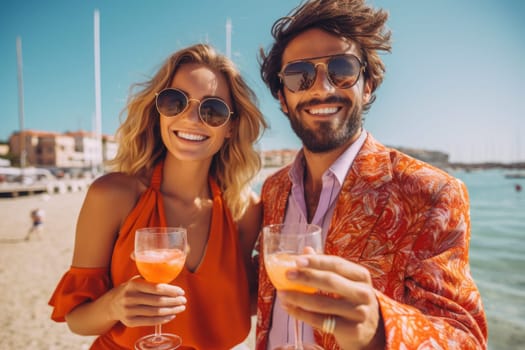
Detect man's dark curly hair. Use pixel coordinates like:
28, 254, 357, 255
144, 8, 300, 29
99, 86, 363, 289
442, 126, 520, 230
260, 0, 392, 112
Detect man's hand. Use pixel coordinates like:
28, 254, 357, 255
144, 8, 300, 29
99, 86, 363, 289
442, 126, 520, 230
278, 255, 385, 350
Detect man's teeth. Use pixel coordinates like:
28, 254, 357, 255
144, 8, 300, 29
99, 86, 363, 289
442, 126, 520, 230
176, 131, 207, 141
309, 107, 338, 115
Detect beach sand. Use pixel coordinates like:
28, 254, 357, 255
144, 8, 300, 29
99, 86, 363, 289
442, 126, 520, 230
0, 189, 522, 349
0, 190, 95, 349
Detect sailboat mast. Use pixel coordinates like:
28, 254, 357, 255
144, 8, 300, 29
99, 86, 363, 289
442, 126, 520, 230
94, 9, 102, 171
16, 36, 26, 169
226, 18, 232, 59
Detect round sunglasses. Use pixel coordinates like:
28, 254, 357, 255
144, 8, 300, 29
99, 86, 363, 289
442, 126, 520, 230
279, 54, 366, 92
155, 88, 233, 127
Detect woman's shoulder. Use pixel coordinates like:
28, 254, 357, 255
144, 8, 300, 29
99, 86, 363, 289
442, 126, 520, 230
88, 171, 148, 202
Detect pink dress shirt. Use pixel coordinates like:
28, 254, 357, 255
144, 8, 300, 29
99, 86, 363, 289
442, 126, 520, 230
267, 130, 368, 349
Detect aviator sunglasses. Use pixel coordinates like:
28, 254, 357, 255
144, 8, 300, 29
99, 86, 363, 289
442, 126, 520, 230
155, 88, 233, 127
279, 54, 366, 92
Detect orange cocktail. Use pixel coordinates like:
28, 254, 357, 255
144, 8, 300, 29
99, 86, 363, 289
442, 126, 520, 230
262, 224, 323, 350
135, 248, 186, 283
265, 252, 317, 293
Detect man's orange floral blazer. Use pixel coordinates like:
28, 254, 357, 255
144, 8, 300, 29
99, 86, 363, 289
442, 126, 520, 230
256, 134, 487, 349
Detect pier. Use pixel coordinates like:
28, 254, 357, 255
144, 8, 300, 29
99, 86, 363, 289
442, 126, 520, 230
0, 179, 91, 198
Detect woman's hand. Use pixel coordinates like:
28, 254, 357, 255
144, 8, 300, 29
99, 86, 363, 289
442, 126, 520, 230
109, 276, 187, 328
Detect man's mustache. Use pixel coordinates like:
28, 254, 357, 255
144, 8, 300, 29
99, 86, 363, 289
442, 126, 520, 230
296, 95, 352, 111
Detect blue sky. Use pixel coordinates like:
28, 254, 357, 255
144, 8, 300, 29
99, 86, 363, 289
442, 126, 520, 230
1, 0, 524, 163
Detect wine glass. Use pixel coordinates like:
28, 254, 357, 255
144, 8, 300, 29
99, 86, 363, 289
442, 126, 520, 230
263, 223, 324, 350
134, 227, 187, 350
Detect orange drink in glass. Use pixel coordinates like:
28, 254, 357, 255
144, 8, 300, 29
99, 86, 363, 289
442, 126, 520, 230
263, 223, 324, 350
264, 252, 317, 294
134, 227, 187, 350
135, 248, 186, 284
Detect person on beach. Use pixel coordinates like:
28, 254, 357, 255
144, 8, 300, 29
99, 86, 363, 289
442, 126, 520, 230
25, 208, 45, 240
256, 0, 488, 349
49, 43, 267, 349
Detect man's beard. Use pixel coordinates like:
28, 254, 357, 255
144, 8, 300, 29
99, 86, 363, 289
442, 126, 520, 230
287, 95, 363, 153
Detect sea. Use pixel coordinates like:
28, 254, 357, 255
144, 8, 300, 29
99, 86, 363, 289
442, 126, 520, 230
459, 169, 525, 349
254, 168, 525, 349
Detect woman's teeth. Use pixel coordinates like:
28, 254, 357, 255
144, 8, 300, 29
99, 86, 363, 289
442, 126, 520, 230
176, 131, 207, 141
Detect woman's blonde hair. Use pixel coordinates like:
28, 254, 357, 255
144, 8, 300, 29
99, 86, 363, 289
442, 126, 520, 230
110, 44, 267, 220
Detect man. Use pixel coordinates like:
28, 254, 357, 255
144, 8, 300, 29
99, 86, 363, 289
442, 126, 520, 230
256, 0, 487, 349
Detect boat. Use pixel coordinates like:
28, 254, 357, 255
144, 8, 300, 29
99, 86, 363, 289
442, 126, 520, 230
504, 173, 525, 179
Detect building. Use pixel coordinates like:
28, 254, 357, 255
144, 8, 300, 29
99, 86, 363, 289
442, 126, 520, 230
102, 134, 118, 164
65, 131, 103, 168
7, 130, 117, 170
261, 149, 298, 168
0, 143, 11, 166
38, 132, 78, 167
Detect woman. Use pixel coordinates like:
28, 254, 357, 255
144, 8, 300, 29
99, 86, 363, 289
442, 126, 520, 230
49, 44, 267, 349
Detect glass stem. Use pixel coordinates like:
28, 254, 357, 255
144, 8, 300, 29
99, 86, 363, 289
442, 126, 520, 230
294, 317, 304, 350
154, 323, 162, 341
